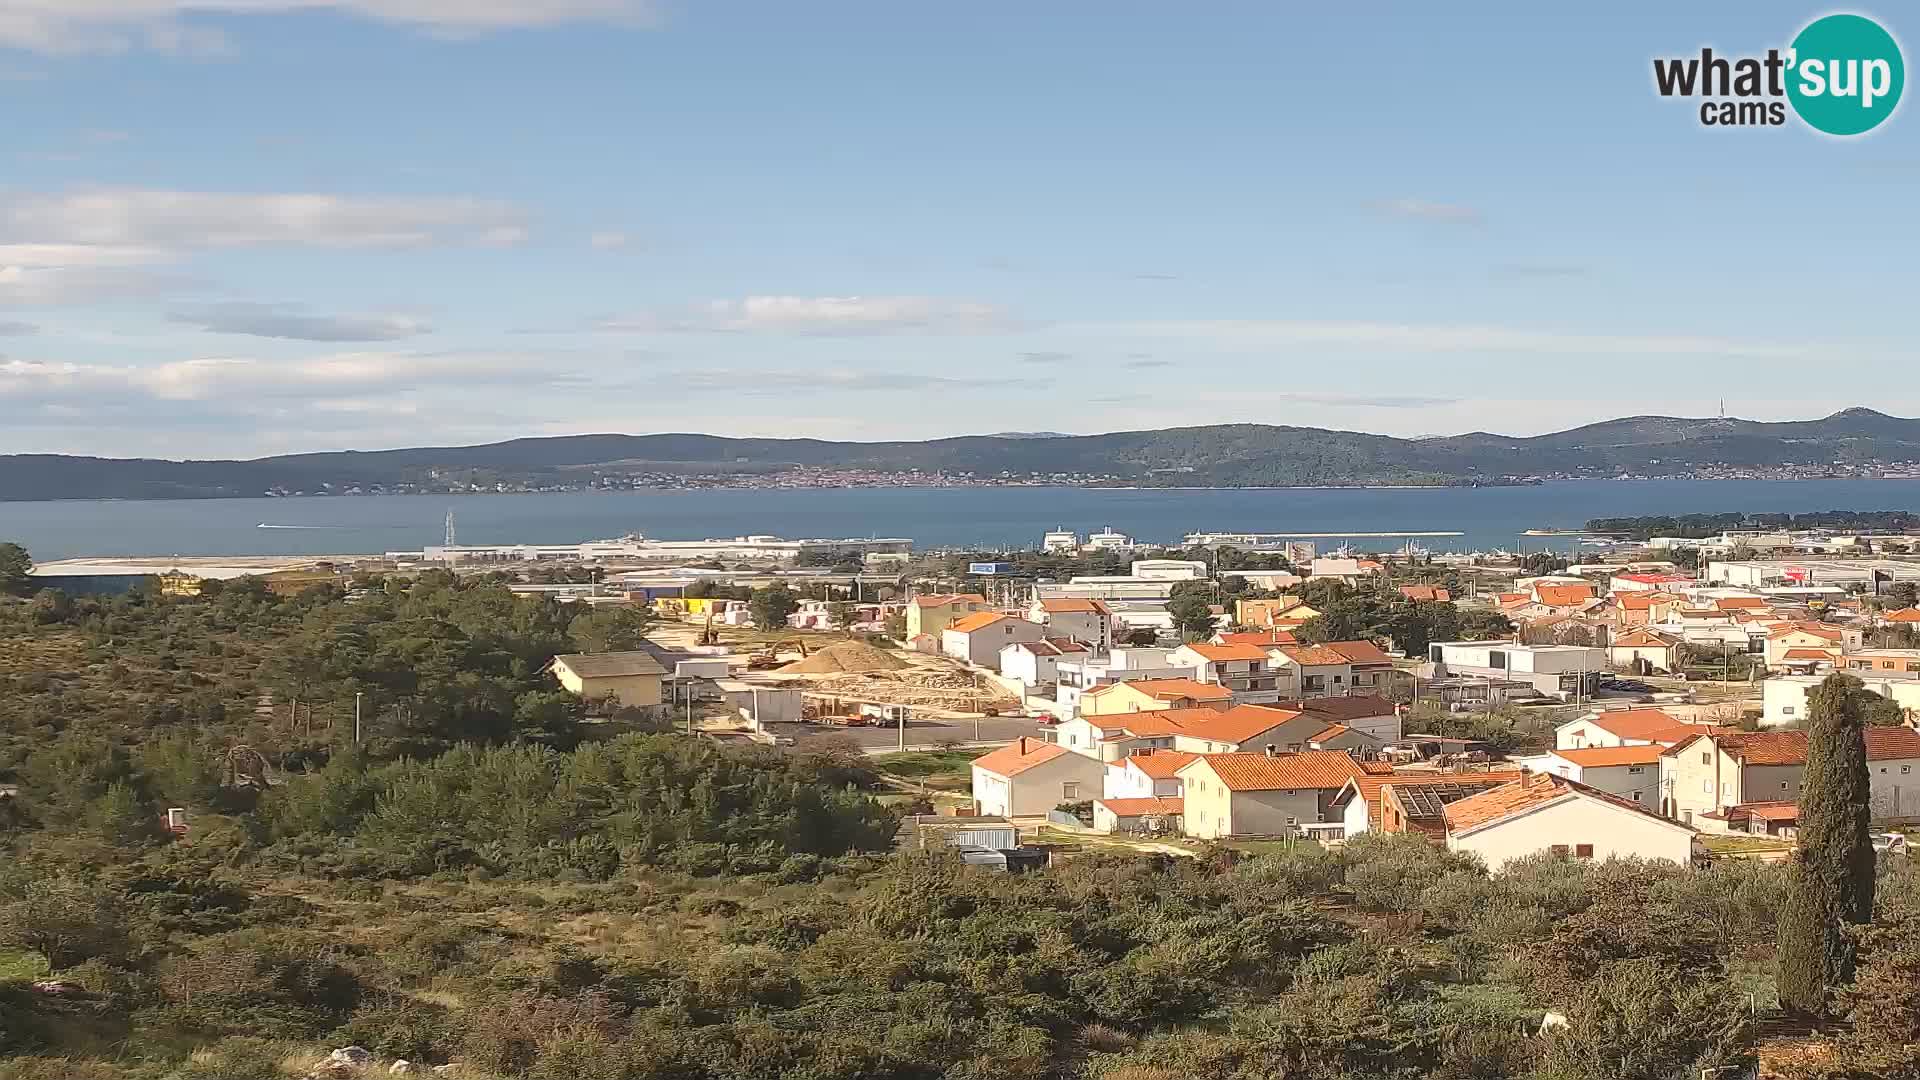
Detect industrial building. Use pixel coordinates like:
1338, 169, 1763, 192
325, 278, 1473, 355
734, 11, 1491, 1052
1706, 558, 1920, 589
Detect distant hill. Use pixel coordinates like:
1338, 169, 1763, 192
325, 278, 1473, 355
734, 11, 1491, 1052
6, 408, 1920, 501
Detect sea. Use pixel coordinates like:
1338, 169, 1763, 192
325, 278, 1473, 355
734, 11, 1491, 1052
6, 479, 1920, 563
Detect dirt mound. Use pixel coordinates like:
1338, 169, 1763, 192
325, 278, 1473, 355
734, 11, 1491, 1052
781, 641, 910, 674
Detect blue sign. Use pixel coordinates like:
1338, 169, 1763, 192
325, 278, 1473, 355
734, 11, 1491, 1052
969, 561, 1014, 575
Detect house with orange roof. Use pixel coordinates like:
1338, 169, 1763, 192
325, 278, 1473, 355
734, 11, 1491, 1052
1661, 726, 1920, 825
1269, 643, 1357, 699
1321, 639, 1397, 693
1170, 641, 1281, 703
1763, 622, 1858, 669
1331, 770, 1522, 838
1026, 597, 1115, 650
1091, 796, 1184, 836
1531, 582, 1598, 613
1441, 772, 1698, 871
1519, 744, 1666, 806
1608, 627, 1682, 674
1235, 596, 1320, 630
1271, 694, 1403, 744
1610, 571, 1698, 593
1214, 628, 1300, 648
970, 736, 1107, 817
1841, 649, 1920, 677
1079, 677, 1234, 718
1611, 591, 1684, 628
1176, 750, 1367, 839
942, 612, 1046, 667
1884, 607, 1920, 625
905, 592, 990, 639
1058, 703, 1337, 762
1553, 707, 1721, 751
998, 638, 1091, 688
1399, 584, 1452, 603
1103, 748, 1197, 800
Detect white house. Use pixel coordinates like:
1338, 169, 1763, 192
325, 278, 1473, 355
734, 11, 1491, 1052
1660, 727, 1920, 824
1519, 744, 1665, 806
1442, 773, 1698, 871
1763, 673, 1920, 729
1554, 708, 1701, 750
1427, 641, 1607, 701
1267, 644, 1356, 699
1027, 598, 1116, 650
1171, 641, 1281, 704
998, 638, 1091, 689
1102, 748, 1196, 800
970, 737, 1108, 817
1608, 628, 1683, 674
942, 613, 1047, 667
1053, 647, 1199, 714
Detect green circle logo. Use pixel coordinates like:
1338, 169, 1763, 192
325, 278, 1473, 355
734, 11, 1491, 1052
1787, 14, 1904, 135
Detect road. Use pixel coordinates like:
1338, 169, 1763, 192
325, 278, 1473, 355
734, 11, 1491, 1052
789, 713, 1047, 753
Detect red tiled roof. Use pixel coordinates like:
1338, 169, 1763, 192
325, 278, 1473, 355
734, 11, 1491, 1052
1537, 584, 1596, 606
1037, 598, 1112, 615
1095, 796, 1183, 817
1183, 642, 1273, 662
1768, 623, 1845, 642
1278, 644, 1352, 666
1574, 708, 1686, 741
1694, 727, 1920, 767
1618, 592, 1681, 611
1088, 707, 1226, 739
1323, 639, 1395, 666
1180, 750, 1365, 792
946, 612, 1011, 634
1886, 608, 1920, 623
1115, 749, 1198, 779
1552, 744, 1666, 767
1496, 592, 1530, 605
1399, 585, 1451, 603
1334, 770, 1521, 828
971, 737, 1071, 778
1737, 801, 1800, 822
1611, 628, 1678, 649
1716, 597, 1771, 610
1782, 648, 1838, 661
1443, 772, 1686, 834
1084, 678, 1233, 703
1219, 629, 1299, 646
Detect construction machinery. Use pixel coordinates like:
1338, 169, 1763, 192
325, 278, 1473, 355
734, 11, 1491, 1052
697, 611, 720, 647
747, 639, 811, 669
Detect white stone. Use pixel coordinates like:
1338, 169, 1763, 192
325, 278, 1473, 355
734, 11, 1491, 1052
329, 1047, 376, 1067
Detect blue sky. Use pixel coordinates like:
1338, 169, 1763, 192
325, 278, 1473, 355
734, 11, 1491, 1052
0, 1, 1915, 458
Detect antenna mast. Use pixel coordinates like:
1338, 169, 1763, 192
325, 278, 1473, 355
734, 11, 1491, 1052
445, 509, 457, 547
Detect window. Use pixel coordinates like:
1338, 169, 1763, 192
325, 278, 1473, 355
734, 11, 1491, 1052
1781, 781, 1790, 791
1782, 706, 1796, 716
1067, 734, 1078, 746
1905, 766, 1912, 775
1551, 844, 1570, 855
1575, 844, 1594, 859
1488, 651, 1507, 669
1701, 780, 1711, 793
1062, 782, 1079, 799
1701, 752, 1711, 765
1632, 791, 1643, 802
1628, 766, 1644, 774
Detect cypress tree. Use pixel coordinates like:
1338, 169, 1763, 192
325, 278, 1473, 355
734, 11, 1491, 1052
1777, 673, 1877, 1016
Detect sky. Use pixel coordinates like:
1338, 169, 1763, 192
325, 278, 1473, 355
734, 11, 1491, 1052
0, 1, 1916, 459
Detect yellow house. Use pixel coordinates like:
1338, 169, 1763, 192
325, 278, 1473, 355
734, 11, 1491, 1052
1080, 678, 1233, 716
1235, 597, 1321, 629
906, 593, 990, 639
549, 651, 667, 707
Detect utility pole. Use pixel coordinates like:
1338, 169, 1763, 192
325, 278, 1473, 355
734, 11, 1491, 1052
354, 691, 363, 745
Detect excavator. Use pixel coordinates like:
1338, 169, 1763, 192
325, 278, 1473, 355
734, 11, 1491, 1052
747, 639, 811, 669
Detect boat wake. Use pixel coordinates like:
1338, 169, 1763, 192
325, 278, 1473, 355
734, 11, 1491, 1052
256, 523, 342, 530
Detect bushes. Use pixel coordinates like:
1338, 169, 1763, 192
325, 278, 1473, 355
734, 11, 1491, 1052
0, 872, 135, 970
1342, 832, 1481, 914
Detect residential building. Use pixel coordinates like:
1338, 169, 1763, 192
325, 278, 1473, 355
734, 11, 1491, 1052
1177, 751, 1368, 839
906, 593, 991, 639
549, 651, 666, 708
998, 638, 1091, 689
1840, 649, 1920, 677
970, 737, 1107, 817
1520, 744, 1665, 806
1661, 727, 1920, 823
1102, 748, 1197, 800
1304, 723, 1386, 755
1052, 648, 1199, 714
1609, 628, 1683, 674
1091, 796, 1184, 835
1532, 582, 1598, 614
942, 613, 1047, 667
1611, 591, 1685, 628
1610, 572, 1698, 593
1332, 770, 1521, 839
1442, 773, 1699, 871
1079, 678, 1233, 716
1764, 623, 1854, 669
1883, 607, 1920, 625
1310, 557, 1384, 582
1399, 584, 1452, 603
1170, 642, 1280, 703
1554, 707, 1712, 750
1027, 597, 1116, 650
1762, 673, 1920, 728
1058, 703, 1345, 760
1424, 641, 1605, 701
1269, 644, 1356, 699
1269, 694, 1403, 744
1236, 596, 1320, 629
1215, 628, 1299, 647
1321, 639, 1397, 694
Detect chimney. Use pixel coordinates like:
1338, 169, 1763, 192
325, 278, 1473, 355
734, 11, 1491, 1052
1265, 744, 1277, 757
1017, 737, 1030, 755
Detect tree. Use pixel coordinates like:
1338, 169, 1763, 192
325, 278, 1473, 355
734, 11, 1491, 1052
1886, 580, 1919, 609
0, 542, 31, 596
1166, 582, 1218, 639
1777, 673, 1877, 1017
828, 600, 857, 630
567, 606, 653, 653
749, 585, 801, 631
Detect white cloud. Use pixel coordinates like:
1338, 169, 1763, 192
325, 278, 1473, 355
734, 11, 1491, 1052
169, 301, 433, 342
663, 367, 1041, 396
604, 295, 1018, 336
0, 263, 192, 306
1100, 319, 1823, 360
0, 0, 659, 53
0, 189, 529, 250
0, 242, 168, 267
1371, 198, 1483, 224
0, 350, 573, 403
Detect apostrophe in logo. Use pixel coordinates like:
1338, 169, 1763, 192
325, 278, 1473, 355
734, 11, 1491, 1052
1652, 12, 1904, 135
1786, 14, 1904, 135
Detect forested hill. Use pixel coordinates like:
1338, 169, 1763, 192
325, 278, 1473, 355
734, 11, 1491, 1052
6, 407, 1920, 500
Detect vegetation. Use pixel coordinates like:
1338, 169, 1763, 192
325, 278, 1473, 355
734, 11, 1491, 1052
1777, 674, 1877, 1018
1587, 510, 1920, 540
746, 585, 801, 631
0, 543, 30, 596
1293, 580, 1513, 655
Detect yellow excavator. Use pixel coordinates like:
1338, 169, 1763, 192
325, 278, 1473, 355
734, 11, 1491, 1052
747, 639, 811, 669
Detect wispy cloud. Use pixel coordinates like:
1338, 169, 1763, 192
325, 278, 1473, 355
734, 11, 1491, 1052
1494, 263, 1590, 280
0, 1, 661, 54
1370, 198, 1483, 225
0, 351, 576, 405
1018, 351, 1071, 364
169, 301, 433, 342
0, 189, 530, 250
0, 320, 35, 337
601, 295, 1019, 336
589, 230, 632, 250
1123, 357, 1173, 369
662, 368, 1043, 396
1102, 319, 1821, 360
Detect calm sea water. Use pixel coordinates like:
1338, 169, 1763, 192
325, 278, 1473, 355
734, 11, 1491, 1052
7, 479, 1920, 562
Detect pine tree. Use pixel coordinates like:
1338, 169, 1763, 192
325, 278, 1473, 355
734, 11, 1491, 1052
1777, 673, 1877, 1016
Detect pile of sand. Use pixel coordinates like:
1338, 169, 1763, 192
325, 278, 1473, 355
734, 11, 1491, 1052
781, 641, 911, 674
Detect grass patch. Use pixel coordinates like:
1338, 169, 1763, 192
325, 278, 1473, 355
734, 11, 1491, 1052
1701, 834, 1795, 855
871, 748, 986, 787
0, 949, 50, 982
